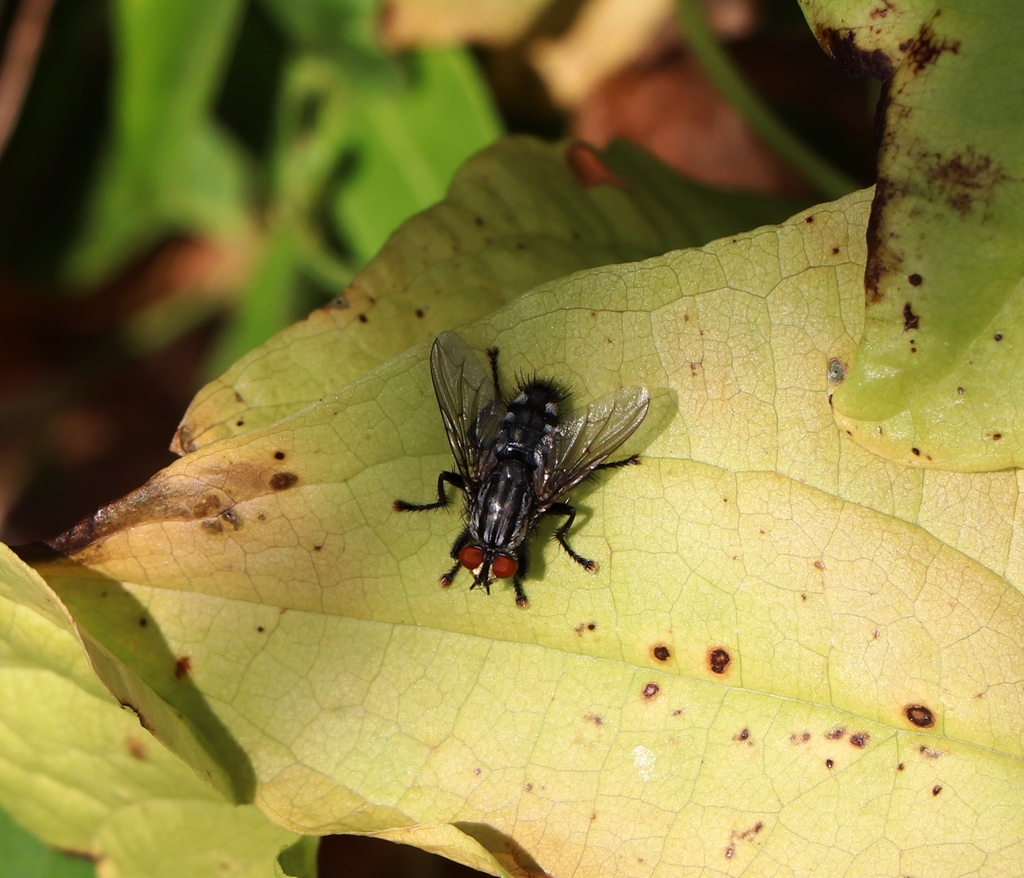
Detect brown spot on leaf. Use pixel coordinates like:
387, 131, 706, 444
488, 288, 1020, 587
733, 728, 750, 742
909, 273, 922, 286
906, 704, 935, 728
201, 519, 224, 534
220, 508, 241, 529
923, 146, 1010, 217
932, 785, 942, 796
358, 313, 369, 323
911, 447, 921, 456
708, 647, 731, 674
869, 0, 895, 19
584, 713, 604, 726
565, 142, 626, 188
897, 762, 905, 771
814, 559, 826, 570
850, 732, 870, 748
257, 626, 265, 633
174, 656, 192, 679
815, 26, 896, 79
906, 23, 961, 74
903, 302, 920, 331
863, 176, 896, 303
274, 451, 286, 460
138, 617, 148, 627
56, 848, 101, 863
652, 645, 671, 662
826, 727, 846, 740
919, 745, 942, 759
725, 821, 765, 860
270, 472, 299, 491
994, 333, 1003, 342
119, 700, 153, 733
125, 737, 147, 760
790, 731, 812, 745
415, 308, 425, 318
192, 494, 223, 518
642, 682, 660, 700
826, 759, 834, 769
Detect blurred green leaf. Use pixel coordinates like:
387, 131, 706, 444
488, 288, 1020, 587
332, 47, 503, 263
259, 0, 391, 77
65, 0, 250, 284
205, 226, 299, 378
207, 46, 501, 378
802, 0, 1024, 470
0, 807, 95, 878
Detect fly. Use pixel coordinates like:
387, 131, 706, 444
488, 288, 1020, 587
394, 331, 649, 608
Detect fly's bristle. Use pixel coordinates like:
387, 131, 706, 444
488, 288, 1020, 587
513, 374, 570, 404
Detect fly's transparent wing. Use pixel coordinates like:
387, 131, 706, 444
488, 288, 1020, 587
536, 386, 650, 502
430, 331, 504, 481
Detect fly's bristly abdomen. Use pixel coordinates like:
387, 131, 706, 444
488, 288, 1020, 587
494, 379, 563, 470
394, 331, 649, 608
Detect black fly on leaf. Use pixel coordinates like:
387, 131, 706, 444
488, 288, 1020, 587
394, 331, 649, 608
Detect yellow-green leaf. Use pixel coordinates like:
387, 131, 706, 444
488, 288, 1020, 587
19, 188, 1024, 876
0, 545, 305, 878
174, 136, 800, 454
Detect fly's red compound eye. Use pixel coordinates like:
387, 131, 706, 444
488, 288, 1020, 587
459, 546, 485, 570
491, 554, 518, 579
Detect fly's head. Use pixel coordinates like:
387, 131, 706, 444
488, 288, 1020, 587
451, 542, 519, 593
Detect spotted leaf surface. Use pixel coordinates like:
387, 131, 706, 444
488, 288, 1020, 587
12, 188, 1024, 877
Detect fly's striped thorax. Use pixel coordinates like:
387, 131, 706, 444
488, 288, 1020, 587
471, 463, 536, 549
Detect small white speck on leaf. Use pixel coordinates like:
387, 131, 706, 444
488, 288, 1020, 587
633, 745, 656, 781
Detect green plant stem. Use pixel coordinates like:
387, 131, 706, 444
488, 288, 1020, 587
676, 0, 858, 200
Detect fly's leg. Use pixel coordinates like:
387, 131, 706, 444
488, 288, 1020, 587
393, 471, 465, 512
594, 454, 640, 472
486, 346, 502, 398
440, 527, 471, 588
547, 502, 597, 573
440, 561, 461, 588
513, 544, 529, 608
